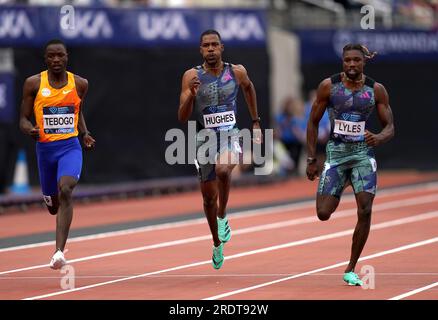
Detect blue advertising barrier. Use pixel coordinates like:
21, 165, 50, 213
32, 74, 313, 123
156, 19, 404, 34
296, 29, 438, 63
0, 6, 266, 47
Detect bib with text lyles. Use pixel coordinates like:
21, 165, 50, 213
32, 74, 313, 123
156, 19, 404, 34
333, 119, 365, 136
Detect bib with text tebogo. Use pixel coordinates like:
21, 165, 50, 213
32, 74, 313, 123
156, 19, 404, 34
43, 106, 75, 134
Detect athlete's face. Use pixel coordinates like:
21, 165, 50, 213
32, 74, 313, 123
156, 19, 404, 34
45, 44, 68, 74
200, 34, 224, 66
343, 50, 365, 80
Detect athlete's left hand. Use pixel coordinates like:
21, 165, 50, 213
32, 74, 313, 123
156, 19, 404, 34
83, 133, 96, 150
365, 130, 382, 146
253, 122, 263, 144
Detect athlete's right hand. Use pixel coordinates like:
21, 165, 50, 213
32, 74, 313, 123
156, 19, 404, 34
189, 76, 201, 97
306, 163, 319, 181
28, 126, 40, 140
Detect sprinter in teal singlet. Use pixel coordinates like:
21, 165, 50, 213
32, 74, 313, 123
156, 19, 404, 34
178, 30, 262, 269
306, 44, 395, 285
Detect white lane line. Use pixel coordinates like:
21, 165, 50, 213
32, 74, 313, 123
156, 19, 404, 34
2, 273, 437, 280
1, 193, 438, 276
2, 193, 438, 276
2, 182, 438, 253
203, 237, 438, 300
388, 282, 438, 300
22, 210, 438, 300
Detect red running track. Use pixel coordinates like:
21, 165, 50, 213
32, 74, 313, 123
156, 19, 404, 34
0, 171, 437, 300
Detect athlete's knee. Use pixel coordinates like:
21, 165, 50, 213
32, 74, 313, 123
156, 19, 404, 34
43, 196, 59, 215
316, 195, 339, 221
357, 204, 372, 221
47, 204, 59, 215
317, 210, 331, 221
316, 205, 334, 221
203, 193, 218, 208
59, 184, 74, 200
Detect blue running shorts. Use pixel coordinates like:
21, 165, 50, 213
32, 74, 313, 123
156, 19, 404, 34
36, 137, 82, 197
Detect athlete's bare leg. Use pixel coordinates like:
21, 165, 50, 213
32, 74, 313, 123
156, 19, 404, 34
316, 194, 340, 221
200, 180, 221, 247
345, 191, 374, 273
55, 176, 77, 252
216, 151, 237, 219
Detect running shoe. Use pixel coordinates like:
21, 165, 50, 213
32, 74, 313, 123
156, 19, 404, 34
217, 216, 231, 243
343, 271, 363, 286
49, 249, 66, 270
212, 243, 224, 270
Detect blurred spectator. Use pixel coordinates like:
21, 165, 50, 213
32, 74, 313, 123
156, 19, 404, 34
271, 137, 295, 176
274, 96, 304, 175
397, 0, 435, 28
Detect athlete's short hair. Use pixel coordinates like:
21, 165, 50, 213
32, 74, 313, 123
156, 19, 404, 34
200, 29, 222, 44
44, 39, 67, 53
343, 43, 377, 60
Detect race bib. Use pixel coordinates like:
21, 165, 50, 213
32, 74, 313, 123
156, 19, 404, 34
43, 106, 75, 134
333, 119, 365, 136
203, 110, 236, 129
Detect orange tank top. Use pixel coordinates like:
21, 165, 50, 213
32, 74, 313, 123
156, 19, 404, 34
34, 70, 81, 143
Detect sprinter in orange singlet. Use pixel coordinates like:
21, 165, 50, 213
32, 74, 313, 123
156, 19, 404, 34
19, 39, 95, 269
